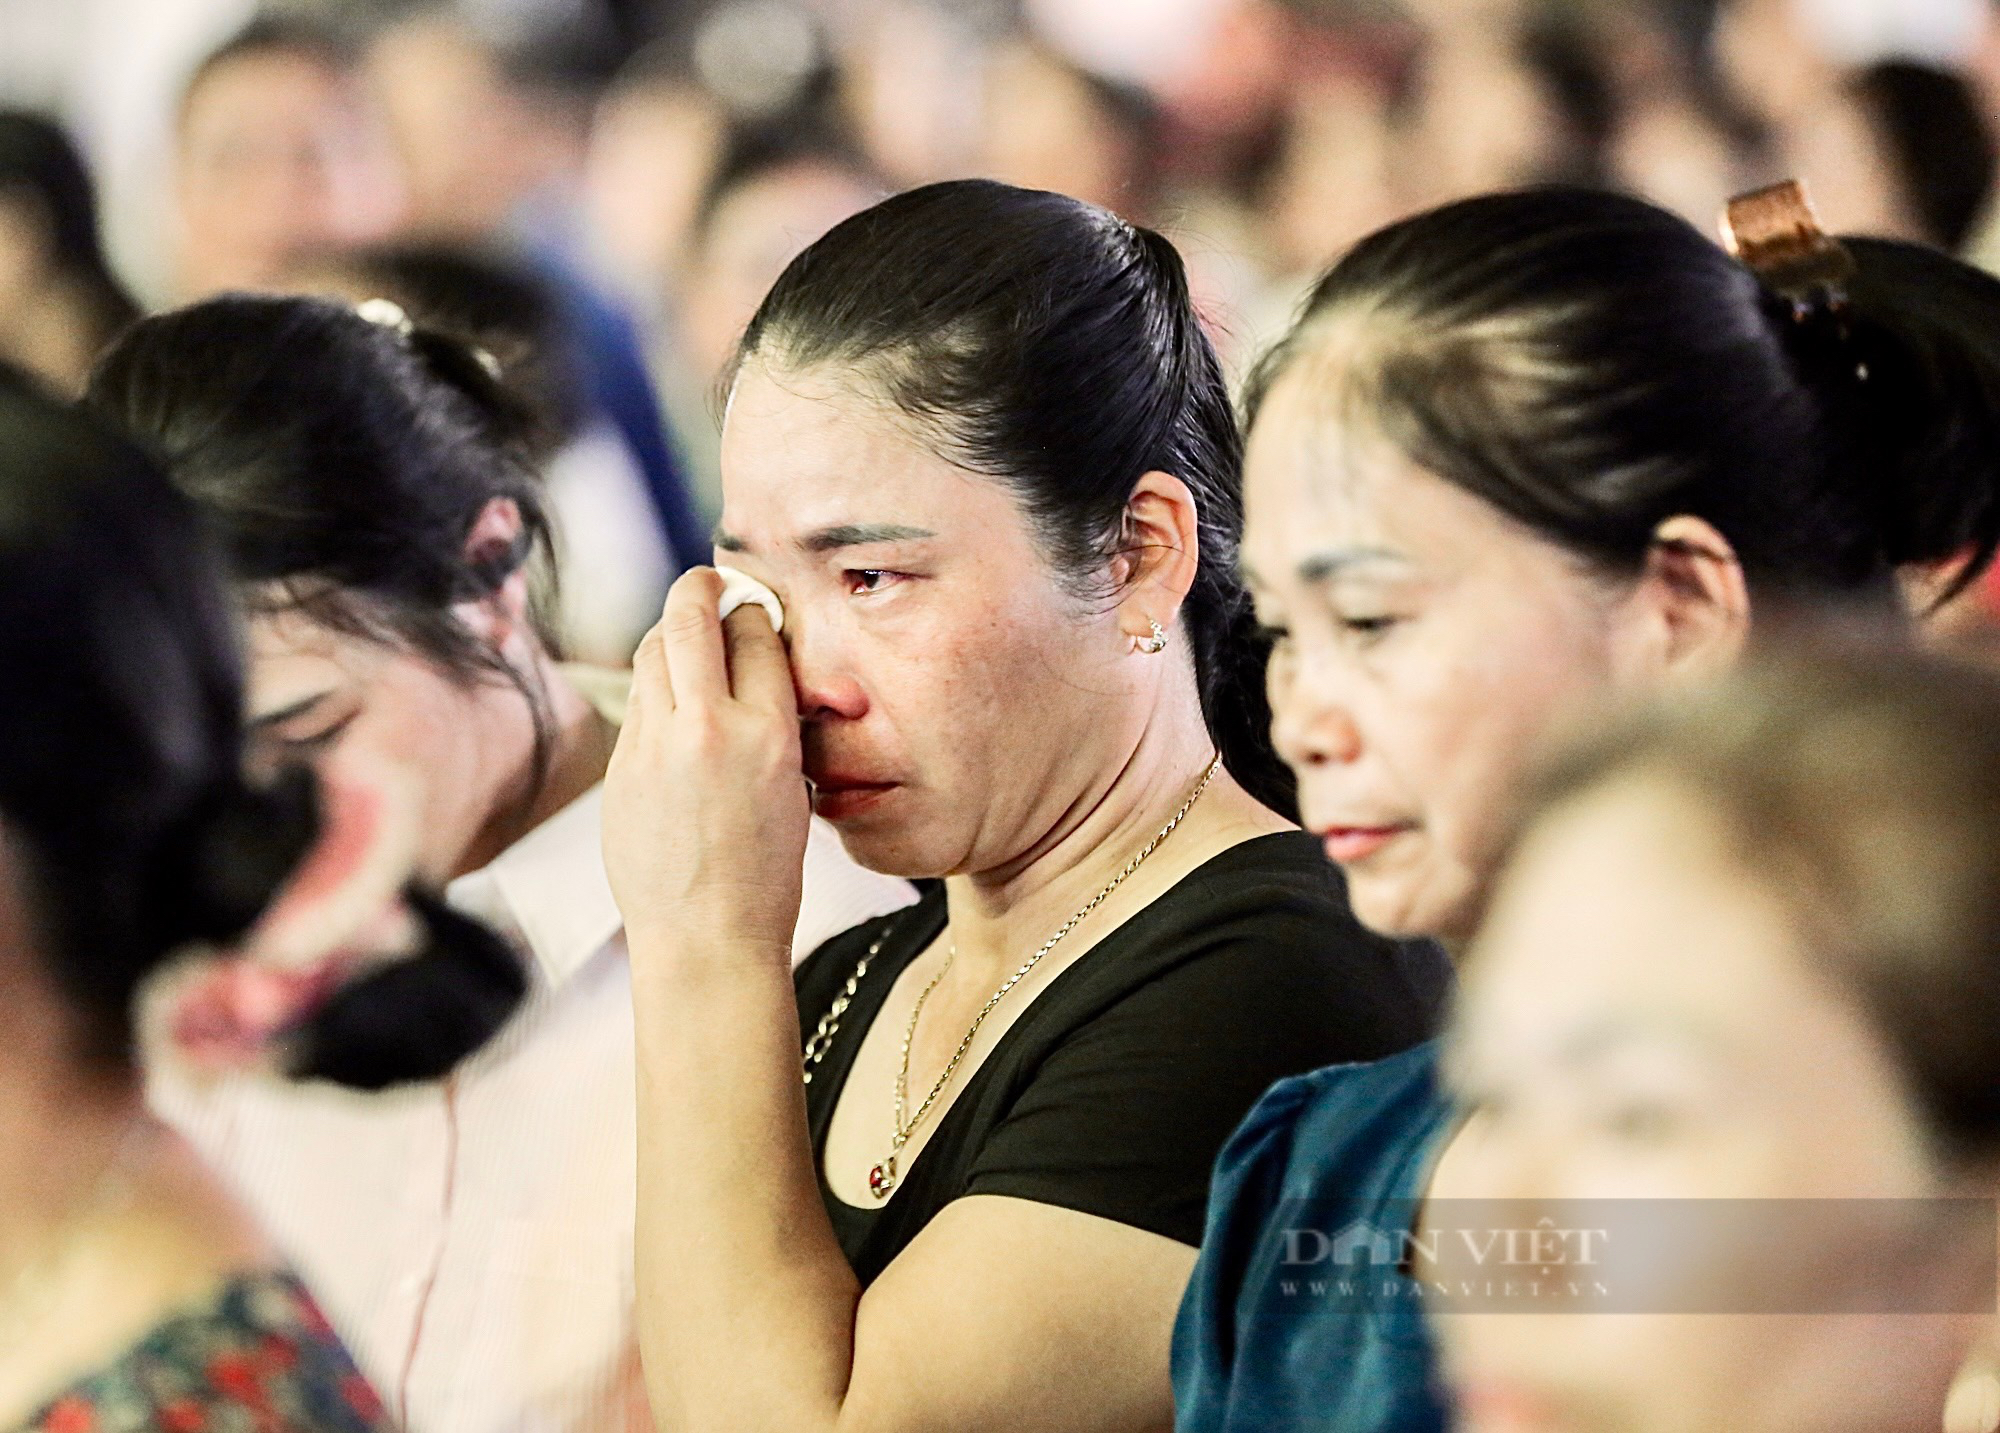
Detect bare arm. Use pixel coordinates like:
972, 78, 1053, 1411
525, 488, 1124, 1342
631, 941, 1193, 1433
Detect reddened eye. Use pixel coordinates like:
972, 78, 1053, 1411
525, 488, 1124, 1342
845, 569, 904, 595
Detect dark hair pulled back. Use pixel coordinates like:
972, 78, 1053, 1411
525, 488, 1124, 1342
737, 178, 1295, 815
2, 366, 526, 1086
1249, 187, 2000, 613
89, 294, 563, 774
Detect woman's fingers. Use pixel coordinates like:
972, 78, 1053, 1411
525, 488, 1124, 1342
722, 604, 795, 718
659, 568, 728, 710
625, 612, 674, 730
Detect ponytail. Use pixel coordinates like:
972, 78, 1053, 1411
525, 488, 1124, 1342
1791, 237, 2000, 603
403, 322, 545, 466
1132, 225, 1298, 819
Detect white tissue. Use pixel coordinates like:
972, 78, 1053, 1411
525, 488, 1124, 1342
714, 565, 785, 633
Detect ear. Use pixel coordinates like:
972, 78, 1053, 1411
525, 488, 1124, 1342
455, 497, 531, 647
1114, 470, 1201, 649
1627, 515, 1750, 682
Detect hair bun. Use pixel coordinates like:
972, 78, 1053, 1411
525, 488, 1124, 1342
1802, 238, 2000, 594
146, 763, 321, 951
403, 323, 542, 456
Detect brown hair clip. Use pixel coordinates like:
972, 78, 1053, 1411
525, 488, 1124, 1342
1720, 179, 1856, 316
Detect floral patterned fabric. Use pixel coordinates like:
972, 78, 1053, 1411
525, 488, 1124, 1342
17, 1269, 393, 1433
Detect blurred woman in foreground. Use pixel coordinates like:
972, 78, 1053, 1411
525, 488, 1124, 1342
0, 369, 518, 1429
1439, 644, 2000, 1433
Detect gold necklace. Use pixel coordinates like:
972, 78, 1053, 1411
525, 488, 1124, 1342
861, 755, 1222, 1200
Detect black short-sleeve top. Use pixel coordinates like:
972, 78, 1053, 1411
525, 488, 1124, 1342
792, 830, 1453, 1287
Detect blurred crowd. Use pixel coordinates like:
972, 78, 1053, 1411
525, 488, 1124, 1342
13, 4, 2000, 1433
6, 0, 2000, 665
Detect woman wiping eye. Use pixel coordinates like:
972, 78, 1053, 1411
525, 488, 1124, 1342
600, 178, 1447, 1433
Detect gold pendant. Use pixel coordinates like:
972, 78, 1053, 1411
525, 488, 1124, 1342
868, 1156, 897, 1200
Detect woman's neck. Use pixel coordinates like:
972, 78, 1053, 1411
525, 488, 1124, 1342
0, 1046, 271, 1422
456, 654, 618, 879
0, 1052, 137, 1278
941, 692, 1293, 984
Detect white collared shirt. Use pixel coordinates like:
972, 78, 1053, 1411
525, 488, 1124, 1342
151, 673, 915, 1433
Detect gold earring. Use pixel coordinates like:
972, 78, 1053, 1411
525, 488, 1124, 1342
1138, 620, 1168, 655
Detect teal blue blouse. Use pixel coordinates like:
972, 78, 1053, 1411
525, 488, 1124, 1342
1172, 1042, 1458, 1433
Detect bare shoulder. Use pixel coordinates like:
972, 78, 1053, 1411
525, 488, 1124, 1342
0, 1128, 277, 1424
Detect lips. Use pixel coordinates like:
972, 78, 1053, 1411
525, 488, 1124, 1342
806, 773, 898, 821
1314, 824, 1412, 864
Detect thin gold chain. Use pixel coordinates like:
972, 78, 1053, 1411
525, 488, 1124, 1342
802, 930, 890, 1085
887, 754, 1223, 1166
799, 755, 1223, 1092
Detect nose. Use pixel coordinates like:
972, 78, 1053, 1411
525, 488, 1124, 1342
784, 611, 869, 724
1268, 648, 1364, 771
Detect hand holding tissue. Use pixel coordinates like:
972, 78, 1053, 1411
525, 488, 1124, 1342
714, 565, 784, 633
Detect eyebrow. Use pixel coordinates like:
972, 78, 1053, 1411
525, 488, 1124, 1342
1552, 1014, 1720, 1065
712, 523, 938, 555
1294, 547, 1410, 585
1241, 546, 1410, 592
248, 690, 333, 730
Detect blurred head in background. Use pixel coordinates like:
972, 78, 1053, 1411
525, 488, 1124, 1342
0, 110, 138, 394
975, 39, 1162, 220
652, 116, 882, 524
366, 6, 613, 247
1714, 0, 1836, 128
1437, 644, 2000, 1433
172, 16, 403, 301
1781, 61, 1996, 251
1244, 187, 2000, 946
678, 120, 883, 393
1398, 7, 1617, 209
586, 53, 730, 304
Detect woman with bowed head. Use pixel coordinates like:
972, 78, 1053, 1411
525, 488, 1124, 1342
0, 368, 521, 1429
90, 296, 915, 1433
601, 178, 1451, 1433
1439, 645, 2000, 1433
1174, 182, 2000, 1432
